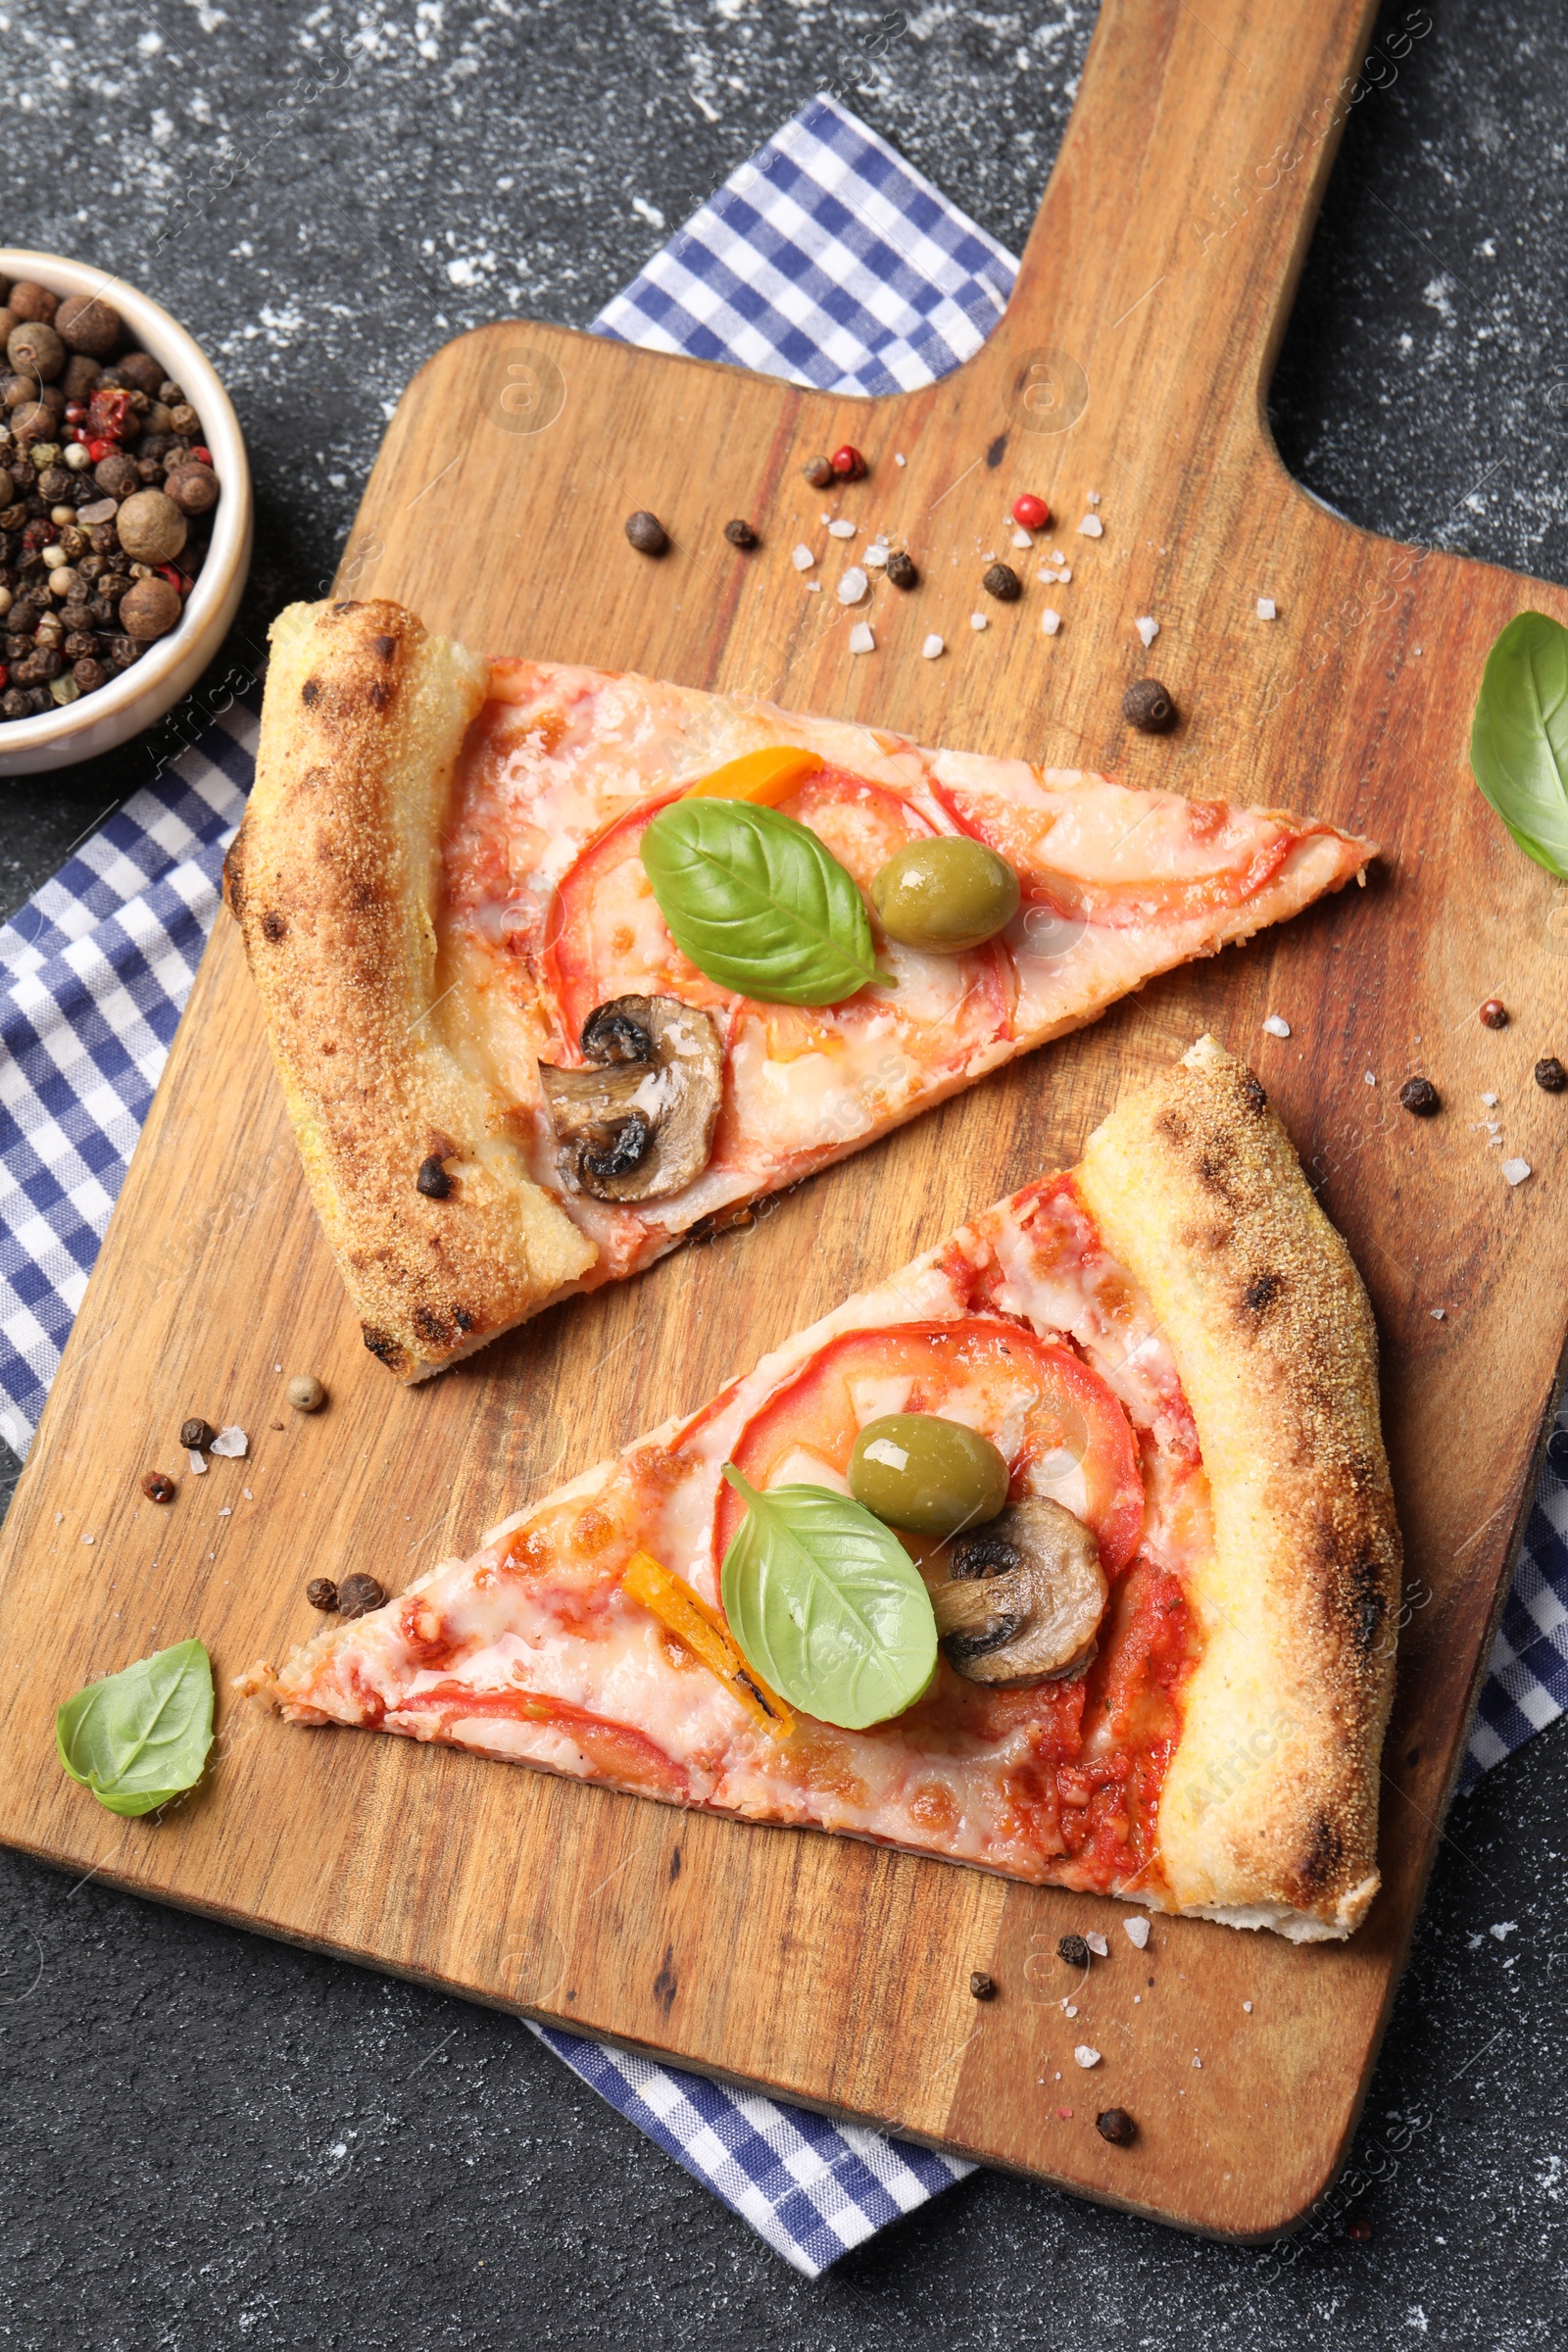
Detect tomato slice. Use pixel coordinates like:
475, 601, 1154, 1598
716, 1318, 1144, 1575
395, 1683, 689, 1798
928, 777, 1333, 930
540, 783, 723, 1052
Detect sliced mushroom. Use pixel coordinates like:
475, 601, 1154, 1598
538, 995, 723, 1203
931, 1496, 1107, 1688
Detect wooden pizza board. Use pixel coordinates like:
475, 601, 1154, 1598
2, 0, 1564, 2238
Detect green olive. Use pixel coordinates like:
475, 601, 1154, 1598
849, 1413, 1011, 1537
869, 835, 1021, 954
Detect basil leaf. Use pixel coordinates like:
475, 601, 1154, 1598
640, 798, 880, 1004
1470, 611, 1568, 878
56, 1639, 215, 1818
719, 1467, 937, 1730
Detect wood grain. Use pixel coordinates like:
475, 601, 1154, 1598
2, 0, 1565, 2237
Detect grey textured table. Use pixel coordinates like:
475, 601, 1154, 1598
3, 5, 1566, 2345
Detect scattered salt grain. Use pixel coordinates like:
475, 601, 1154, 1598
1086, 1931, 1108, 1958
1502, 1157, 1532, 1186
1063, 2002, 1078, 2017
1050, 549, 1065, 564
188, 1449, 207, 1476
970, 612, 988, 631
1077, 514, 1104, 538
211, 1425, 248, 1458
894, 452, 906, 466
81, 1532, 94, 1544
1123, 1917, 1151, 1949
1243, 2000, 1253, 2013
1365, 1070, 1377, 1086
848, 622, 875, 655
1256, 597, 1278, 620
218, 1506, 231, 1519
921, 633, 945, 659
791, 544, 815, 571
1135, 615, 1159, 648
827, 518, 857, 540
1038, 563, 1072, 584
1491, 1921, 1518, 1941
1192, 2052, 1202, 2069
1041, 609, 1062, 637
1431, 1308, 1446, 1320
837, 566, 868, 605
1087, 490, 1101, 506
862, 542, 888, 568
1262, 1013, 1291, 1039
1482, 1092, 1498, 1106
1073, 2045, 1102, 2069
1011, 526, 1034, 549
805, 580, 820, 592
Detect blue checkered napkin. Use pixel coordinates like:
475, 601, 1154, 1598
593, 92, 1015, 397
1461, 1436, 1568, 1790
0, 91, 1559, 2273
0, 710, 254, 1458
530, 2023, 967, 2274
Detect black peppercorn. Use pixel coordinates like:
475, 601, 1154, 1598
417, 1152, 453, 1199
1096, 2108, 1137, 2146
72, 658, 107, 694
624, 510, 668, 556
969, 1970, 997, 2000
338, 1571, 387, 1620
1123, 677, 1178, 733
1536, 1056, 1567, 1094
180, 1415, 214, 1450
982, 561, 1021, 601
1399, 1076, 1440, 1116
723, 518, 758, 549
306, 1576, 340, 1612
802, 455, 834, 488
118, 350, 164, 397
141, 1470, 176, 1504
885, 550, 919, 590
1057, 1933, 1090, 1969
64, 629, 96, 662
0, 688, 25, 720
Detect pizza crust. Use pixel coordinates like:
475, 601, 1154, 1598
1074, 1034, 1400, 1938
224, 599, 597, 1379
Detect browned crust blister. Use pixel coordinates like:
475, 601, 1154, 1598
1075, 1036, 1401, 1938
225, 599, 596, 1379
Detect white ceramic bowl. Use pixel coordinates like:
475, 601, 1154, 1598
0, 249, 252, 776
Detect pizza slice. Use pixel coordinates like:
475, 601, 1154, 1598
224, 596, 1376, 1381
240, 1037, 1401, 1942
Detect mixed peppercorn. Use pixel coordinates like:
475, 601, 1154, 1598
0, 273, 222, 722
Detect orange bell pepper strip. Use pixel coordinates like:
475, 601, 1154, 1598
679, 746, 823, 806
620, 1549, 794, 1737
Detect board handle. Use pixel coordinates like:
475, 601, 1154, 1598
959, 0, 1388, 482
